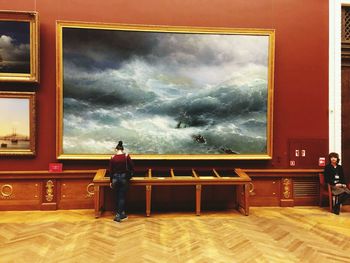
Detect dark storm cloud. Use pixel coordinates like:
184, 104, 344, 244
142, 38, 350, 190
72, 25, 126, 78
63, 28, 159, 71
0, 21, 30, 44
63, 27, 268, 72
0, 22, 30, 73
139, 33, 268, 69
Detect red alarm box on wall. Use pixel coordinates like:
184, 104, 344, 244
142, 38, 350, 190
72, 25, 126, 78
49, 163, 63, 172
318, 157, 326, 167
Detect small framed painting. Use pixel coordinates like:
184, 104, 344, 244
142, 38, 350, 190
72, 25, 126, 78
0, 11, 39, 82
0, 91, 36, 156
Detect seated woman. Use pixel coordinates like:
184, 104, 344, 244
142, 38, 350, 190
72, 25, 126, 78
324, 152, 350, 215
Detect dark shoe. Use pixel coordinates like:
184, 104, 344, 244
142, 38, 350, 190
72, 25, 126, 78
114, 213, 128, 222
333, 204, 340, 215
119, 214, 128, 222
114, 213, 121, 222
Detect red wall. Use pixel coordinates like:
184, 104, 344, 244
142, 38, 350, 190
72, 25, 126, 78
0, 0, 329, 171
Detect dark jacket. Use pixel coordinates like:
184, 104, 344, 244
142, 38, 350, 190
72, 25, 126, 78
109, 153, 134, 182
324, 163, 346, 186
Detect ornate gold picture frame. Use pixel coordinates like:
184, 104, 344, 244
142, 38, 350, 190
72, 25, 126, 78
0, 11, 39, 82
0, 91, 36, 156
57, 21, 274, 160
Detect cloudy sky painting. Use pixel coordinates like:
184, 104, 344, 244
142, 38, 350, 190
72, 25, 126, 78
0, 98, 29, 137
62, 27, 272, 155
0, 21, 30, 74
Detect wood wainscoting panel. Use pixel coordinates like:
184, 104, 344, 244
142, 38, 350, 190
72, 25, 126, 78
0, 169, 322, 211
249, 178, 280, 206
58, 179, 94, 209
0, 181, 42, 210
245, 169, 321, 207
293, 178, 319, 206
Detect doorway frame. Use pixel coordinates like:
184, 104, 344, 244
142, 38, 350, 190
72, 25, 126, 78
329, 1, 345, 160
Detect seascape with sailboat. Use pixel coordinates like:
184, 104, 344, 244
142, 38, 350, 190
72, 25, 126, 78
0, 97, 30, 151
61, 27, 273, 156
0, 128, 30, 149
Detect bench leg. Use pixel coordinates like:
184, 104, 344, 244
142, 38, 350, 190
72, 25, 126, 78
244, 183, 249, 216
236, 184, 249, 216
146, 185, 152, 217
94, 185, 101, 218
196, 185, 201, 216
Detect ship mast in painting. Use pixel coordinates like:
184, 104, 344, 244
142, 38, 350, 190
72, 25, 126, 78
10, 128, 18, 144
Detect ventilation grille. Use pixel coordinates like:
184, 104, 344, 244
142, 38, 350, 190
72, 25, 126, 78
293, 180, 319, 197
343, 6, 350, 42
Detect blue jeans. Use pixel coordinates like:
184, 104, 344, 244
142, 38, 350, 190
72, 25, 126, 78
111, 173, 129, 215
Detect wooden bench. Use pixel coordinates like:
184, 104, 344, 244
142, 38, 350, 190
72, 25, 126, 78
93, 168, 252, 218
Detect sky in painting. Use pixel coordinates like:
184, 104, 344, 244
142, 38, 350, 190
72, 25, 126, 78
62, 28, 270, 155
0, 21, 30, 73
0, 98, 29, 137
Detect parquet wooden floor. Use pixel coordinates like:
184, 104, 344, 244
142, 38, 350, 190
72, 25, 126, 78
0, 207, 350, 263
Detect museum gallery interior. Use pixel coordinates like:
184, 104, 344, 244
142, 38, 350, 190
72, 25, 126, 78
0, 1, 350, 262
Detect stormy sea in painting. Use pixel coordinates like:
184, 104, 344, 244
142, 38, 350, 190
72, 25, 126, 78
62, 28, 270, 155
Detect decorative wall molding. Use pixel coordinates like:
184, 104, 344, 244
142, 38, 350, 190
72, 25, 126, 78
45, 180, 54, 202
1, 184, 14, 199
86, 183, 94, 198
282, 178, 291, 199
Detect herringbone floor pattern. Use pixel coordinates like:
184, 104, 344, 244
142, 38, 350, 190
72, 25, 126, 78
0, 207, 350, 263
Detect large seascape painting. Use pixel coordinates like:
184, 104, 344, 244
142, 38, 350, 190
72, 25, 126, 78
57, 22, 274, 159
0, 11, 39, 82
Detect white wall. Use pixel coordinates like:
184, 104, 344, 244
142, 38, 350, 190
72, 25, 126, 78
329, 1, 346, 160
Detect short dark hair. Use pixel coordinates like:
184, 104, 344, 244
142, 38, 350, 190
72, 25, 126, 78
116, 141, 124, 150
328, 152, 339, 164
